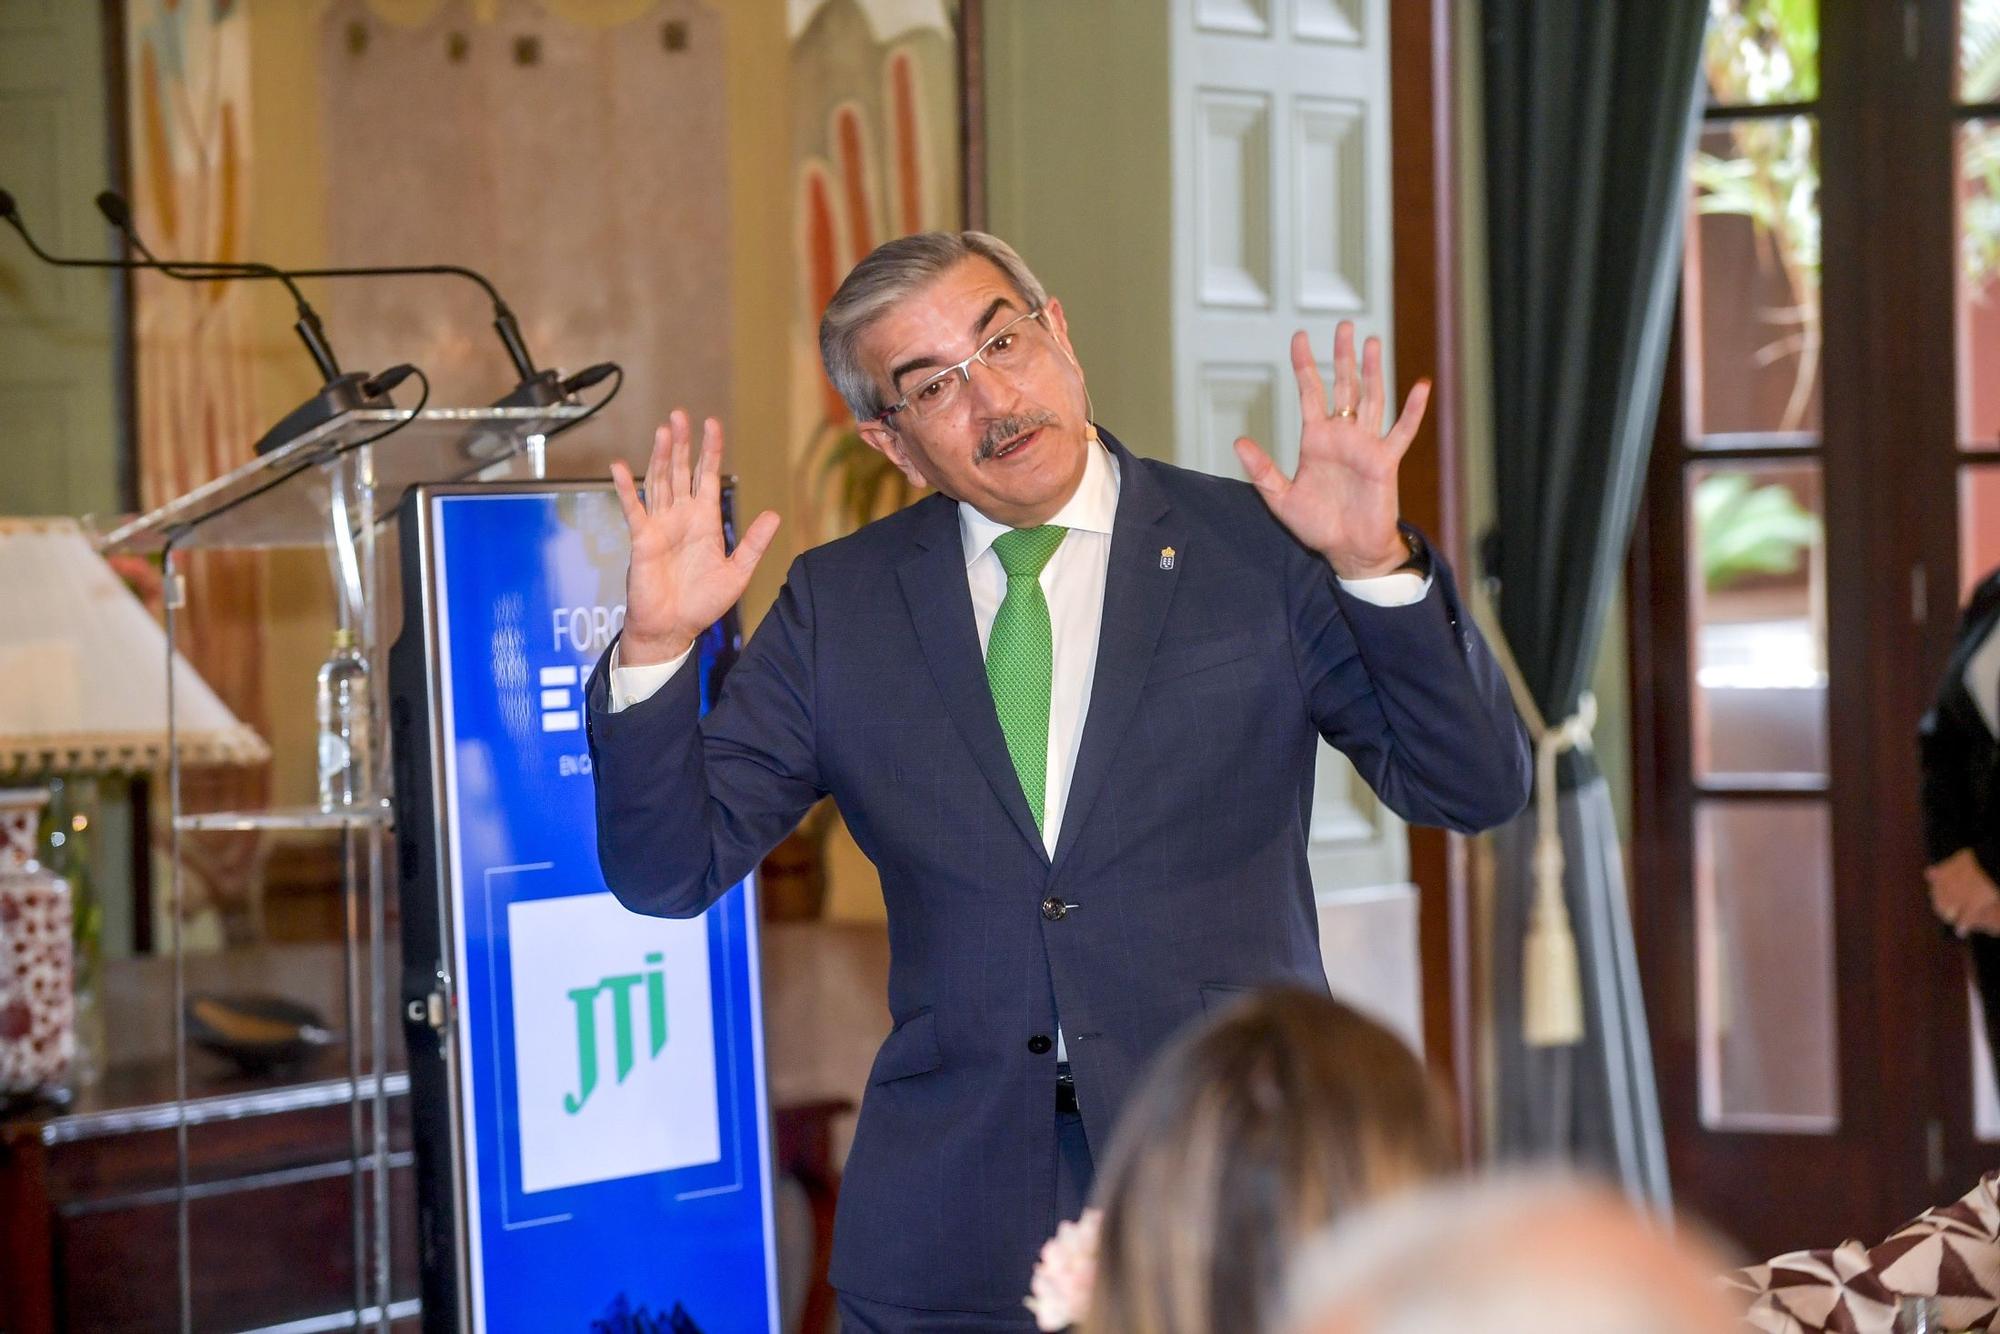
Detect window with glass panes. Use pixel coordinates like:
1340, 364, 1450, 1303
1680, 0, 1837, 1136
1632, 0, 2000, 1252
1958, 11, 2000, 602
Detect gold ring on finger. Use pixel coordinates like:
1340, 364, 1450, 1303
1333, 405, 1357, 419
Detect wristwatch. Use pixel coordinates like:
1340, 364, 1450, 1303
1393, 526, 1431, 576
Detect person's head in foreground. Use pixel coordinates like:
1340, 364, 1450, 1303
1279, 1174, 1746, 1334
1059, 987, 1454, 1334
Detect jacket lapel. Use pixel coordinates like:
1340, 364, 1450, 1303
896, 494, 1050, 861
1050, 436, 1178, 877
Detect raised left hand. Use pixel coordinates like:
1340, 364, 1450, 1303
1233, 321, 1431, 579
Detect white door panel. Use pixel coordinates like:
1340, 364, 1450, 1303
1171, 0, 1414, 1039
985, 0, 1418, 1040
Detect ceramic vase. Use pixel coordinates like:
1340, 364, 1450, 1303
0, 788, 75, 1100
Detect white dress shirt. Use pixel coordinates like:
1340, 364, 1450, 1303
957, 437, 1120, 859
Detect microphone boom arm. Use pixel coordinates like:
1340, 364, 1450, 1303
98, 190, 543, 387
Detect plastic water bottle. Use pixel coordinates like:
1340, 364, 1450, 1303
316, 628, 372, 812
1894, 1296, 1944, 1333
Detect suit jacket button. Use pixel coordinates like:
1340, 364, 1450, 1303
1027, 1034, 1053, 1055
1041, 896, 1067, 921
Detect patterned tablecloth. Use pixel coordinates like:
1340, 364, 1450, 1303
1727, 1172, 2000, 1332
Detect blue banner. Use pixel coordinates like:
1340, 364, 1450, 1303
427, 488, 777, 1332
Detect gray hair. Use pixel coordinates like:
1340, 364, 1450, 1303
818, 231, 1049, 422
1277, 1174, 1744, 1334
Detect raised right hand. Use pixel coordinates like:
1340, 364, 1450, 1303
610, 410, 781, 666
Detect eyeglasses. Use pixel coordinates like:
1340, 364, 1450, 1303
876, 308, 1054, 423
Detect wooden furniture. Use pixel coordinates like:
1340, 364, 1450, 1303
772, 1098, 850, 1334
0, 1057, 847, 1333
0, 1053, 418, 1333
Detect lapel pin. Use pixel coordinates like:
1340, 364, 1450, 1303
1159, 546, 1176, 571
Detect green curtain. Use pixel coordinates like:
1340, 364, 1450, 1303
1481, 0, 1707, 1205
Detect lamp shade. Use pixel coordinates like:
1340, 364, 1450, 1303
0, 518, 268, 774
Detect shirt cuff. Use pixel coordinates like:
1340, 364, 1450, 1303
1335, 570, 1433, 607
607, 641, 694, 712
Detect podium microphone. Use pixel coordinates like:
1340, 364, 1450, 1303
5, 186, 349, 382
98, 190, 580, 410
0, 187, 402, 455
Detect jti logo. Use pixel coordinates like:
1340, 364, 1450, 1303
563, 951, 668, 1114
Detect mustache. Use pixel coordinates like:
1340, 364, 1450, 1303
975, 412, 1059, 462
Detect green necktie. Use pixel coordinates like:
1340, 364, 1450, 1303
986, 525, 1069, 831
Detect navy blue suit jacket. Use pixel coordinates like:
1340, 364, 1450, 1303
585, 432, 1529, 1311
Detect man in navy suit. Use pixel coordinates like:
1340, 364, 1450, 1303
587, 232, 1529, 1330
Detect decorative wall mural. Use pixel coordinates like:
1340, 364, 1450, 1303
116, 0, 969, 939
127, 0, 272, 944
317, 0, 733, 483
789, 0, 961, 543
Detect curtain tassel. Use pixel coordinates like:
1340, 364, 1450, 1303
1522, 694, 1594, 1047
1479, 607, 1594, 1048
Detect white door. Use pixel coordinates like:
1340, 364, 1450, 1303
1168, 0, 1420, 1051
